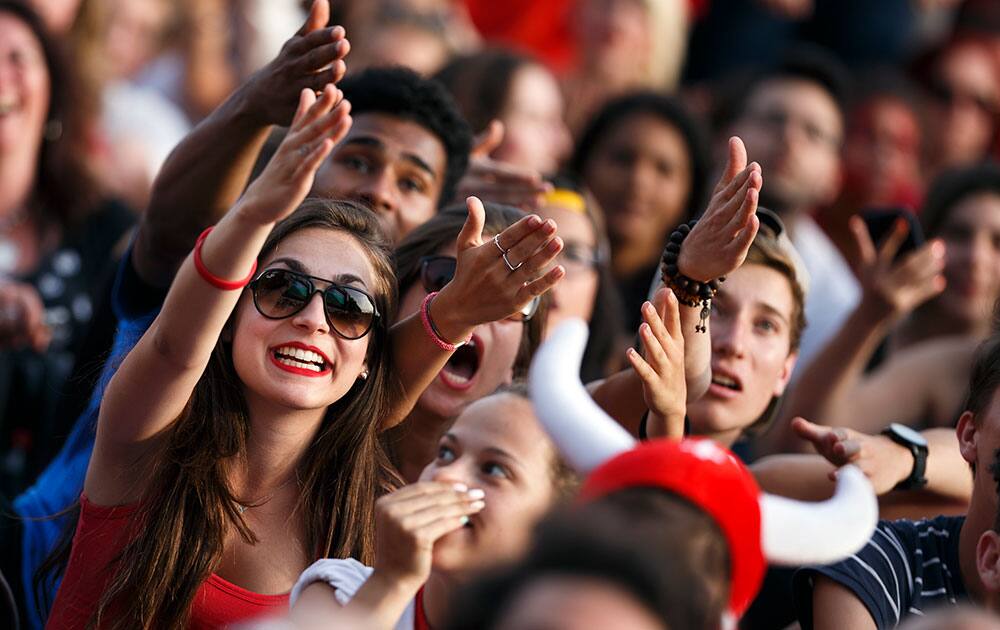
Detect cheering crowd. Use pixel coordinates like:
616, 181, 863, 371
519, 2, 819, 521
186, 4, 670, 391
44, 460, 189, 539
2, 0, 1000, 628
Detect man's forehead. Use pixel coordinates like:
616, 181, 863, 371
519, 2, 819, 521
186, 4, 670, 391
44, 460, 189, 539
339, 113, 447, 170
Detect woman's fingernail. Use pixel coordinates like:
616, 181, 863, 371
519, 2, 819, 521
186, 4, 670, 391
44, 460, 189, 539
528, 215, 542, 227
452, 483, 469, 493
467, 488, 486, 500
470, 500, 486, 510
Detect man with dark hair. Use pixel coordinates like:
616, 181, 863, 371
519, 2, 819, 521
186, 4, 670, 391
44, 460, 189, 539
309, 66, 472, 240
729, 46, 857, 367
795, 337, 1000, 629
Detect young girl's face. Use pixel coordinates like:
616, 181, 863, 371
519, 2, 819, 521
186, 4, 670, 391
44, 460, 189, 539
230, 228, 378, 413
419, 393, 561, 576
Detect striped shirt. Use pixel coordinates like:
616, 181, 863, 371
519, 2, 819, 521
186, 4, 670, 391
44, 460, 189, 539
793, 515, 967, 629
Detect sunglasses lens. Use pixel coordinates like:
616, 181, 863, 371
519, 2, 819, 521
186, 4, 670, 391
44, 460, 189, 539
253, 270, 311, 318
324, 286, 377, 339
421, 258, 457, 293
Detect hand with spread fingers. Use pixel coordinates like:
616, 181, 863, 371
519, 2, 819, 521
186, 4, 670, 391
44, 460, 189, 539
628, 288, 687, 439
849, 216, 947, 323
242, 0, 351, 127
0, 281, 51, 352
372, 482, 486, 587
237, 85, 352, 225
678, 137, 762, 283
791, 417, 913, 495
430, 196, 565, 342
453, 121, 552, 211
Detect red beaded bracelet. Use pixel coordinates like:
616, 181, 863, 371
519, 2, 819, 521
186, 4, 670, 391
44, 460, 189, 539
193, 227, 258, 291
420, 292, 469, 352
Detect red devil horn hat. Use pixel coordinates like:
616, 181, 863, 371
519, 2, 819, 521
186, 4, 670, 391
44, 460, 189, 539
529, 320, 879, 620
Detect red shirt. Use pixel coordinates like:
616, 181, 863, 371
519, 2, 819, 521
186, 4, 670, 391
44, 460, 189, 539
46, 495, 289, 628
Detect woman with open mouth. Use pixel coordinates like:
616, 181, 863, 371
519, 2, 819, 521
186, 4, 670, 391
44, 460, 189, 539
287, 385, 577, 629
387, 203, 559, 482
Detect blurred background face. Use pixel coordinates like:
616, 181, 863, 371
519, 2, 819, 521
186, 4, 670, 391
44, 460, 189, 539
927, 41, 1000, 169
104, 0, 173, 80
537, 202, 600, 333
420, 393, 558, 576
687, 263, 797, 440
397, 240, 524, 420
492, 63, 572, 175
735, 78, 843, 213
843, 96, 923, 209
582, 113, 691, 248
934, 192, 1000, 326
577, 0, 652, 83
495, 576, 667, 630
26, 0, 81, 34
0, 12, 49, 158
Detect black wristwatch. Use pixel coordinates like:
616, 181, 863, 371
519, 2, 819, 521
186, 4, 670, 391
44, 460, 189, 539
881, 423, 928, 491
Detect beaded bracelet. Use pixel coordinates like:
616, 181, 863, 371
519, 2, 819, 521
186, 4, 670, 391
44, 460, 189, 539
193, 227, 258, 291
660, 221, 723, 333
420, 292, 470, 352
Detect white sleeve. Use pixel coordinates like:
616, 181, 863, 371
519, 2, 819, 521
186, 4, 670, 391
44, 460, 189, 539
289, 558, 375, 608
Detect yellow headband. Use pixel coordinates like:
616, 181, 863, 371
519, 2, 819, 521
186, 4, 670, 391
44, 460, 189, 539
543, 189, 587, 214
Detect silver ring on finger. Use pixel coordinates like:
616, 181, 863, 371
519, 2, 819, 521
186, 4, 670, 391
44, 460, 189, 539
503, 251, 523, 272
298, 144, 311, 158
494, 234, 508, 254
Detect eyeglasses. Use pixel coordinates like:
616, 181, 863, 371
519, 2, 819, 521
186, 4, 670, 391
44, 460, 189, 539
746, 107, 842, 150
249, 268, 379, 340
558, 243, 602, 276
419, 255, 540, 321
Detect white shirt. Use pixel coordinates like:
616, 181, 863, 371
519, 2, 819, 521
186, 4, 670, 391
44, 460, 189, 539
789, 215, 860, 370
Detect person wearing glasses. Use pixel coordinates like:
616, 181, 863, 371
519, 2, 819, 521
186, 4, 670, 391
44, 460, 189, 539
43, 85, 561, 628
387, 203, 557, 482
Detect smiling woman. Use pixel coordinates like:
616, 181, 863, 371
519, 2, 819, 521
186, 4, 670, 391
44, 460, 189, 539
42, 86, 404, 629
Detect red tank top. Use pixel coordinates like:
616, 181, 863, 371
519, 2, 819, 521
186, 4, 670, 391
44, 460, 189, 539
46, 495, 289, 628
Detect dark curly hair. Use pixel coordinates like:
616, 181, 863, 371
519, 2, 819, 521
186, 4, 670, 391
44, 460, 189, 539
340, 66, 473, 208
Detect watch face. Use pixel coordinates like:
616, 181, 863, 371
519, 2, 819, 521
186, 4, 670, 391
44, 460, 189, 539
892, 423, 927, 448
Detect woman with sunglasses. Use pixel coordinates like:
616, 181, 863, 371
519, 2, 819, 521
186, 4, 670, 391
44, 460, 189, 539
387, 203, 556, 482
44, 86, 396, 628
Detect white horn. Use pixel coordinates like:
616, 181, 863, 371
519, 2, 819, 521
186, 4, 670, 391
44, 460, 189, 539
760, 465, 878, 565
529, 319, 636, 473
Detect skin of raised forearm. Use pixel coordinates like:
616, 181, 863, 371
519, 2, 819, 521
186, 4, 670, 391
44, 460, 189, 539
777, 303, 893, 445
751, 454, 837, 501
135, 84, 271, 288
295, 574, 419, 630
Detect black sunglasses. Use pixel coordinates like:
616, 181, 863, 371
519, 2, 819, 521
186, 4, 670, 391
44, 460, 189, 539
249, 268, 380, 340
419, 255, 540, 321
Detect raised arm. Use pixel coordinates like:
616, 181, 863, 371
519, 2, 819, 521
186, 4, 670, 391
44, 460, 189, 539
134, 0, 349, 288
590, 137, 762, 435
87, 86, 351, 505
775, 218, 946, 442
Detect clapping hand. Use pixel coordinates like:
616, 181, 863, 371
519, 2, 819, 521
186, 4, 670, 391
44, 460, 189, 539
678, 137, 761, 282
431, 197, 565, 339
238, 85, 352, 225
243, 0, 351, 127
628, 288, 687, 439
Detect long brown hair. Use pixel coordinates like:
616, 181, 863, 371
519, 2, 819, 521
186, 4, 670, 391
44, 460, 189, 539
89, 199, 403, 628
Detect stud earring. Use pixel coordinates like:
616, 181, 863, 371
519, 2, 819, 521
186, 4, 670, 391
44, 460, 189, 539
360, 370, 369, 380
